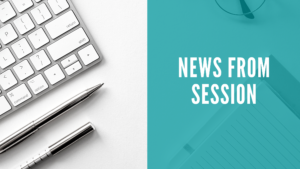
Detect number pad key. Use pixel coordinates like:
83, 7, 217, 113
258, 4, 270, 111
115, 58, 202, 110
11, 38, 33, 59
28, 28, 49, 49
0, 24, 18, 45
12, 0, 33, 13
0, 70, 18, 90
13, 60, 34, 80
0, 2, 17, 23
30, 50, 51, 71
31, 4, 52, 25
14, 14, 35, 35
0, 48, 16, 69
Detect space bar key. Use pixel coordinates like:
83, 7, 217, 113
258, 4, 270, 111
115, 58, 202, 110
47, 28, 90, 61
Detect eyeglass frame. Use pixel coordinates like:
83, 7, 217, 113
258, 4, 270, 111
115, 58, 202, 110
215, 0, 266, 16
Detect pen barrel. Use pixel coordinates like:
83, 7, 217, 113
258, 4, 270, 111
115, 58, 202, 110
49, 122, 95, 155
14, 149, 51, 169
0, 93, 88, 154
34, 91, 90, 129
0, 122, 38, 154
0, 84, 102, 154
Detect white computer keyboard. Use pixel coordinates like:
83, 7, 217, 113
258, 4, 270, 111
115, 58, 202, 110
0, 0, 103, 119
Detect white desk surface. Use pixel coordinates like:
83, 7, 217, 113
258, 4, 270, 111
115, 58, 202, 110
0, 0, 147, 168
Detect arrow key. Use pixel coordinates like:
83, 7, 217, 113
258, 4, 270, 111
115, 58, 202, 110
61, 54, 78, 68
65, 61, 82, 75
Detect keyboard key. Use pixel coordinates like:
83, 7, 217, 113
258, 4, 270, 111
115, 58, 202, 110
13, 60, 34, 81
12, 0, 33, 13
65, 61, 82, 75
48, 0, 69, 15
11, 38, 33, 59
0, 2, 16, 23
28, 28, 49, 49
30, 50, 51, 71
45, 11, 79, 39
44, 64, 65, 85
0, 70, 18, 90
0, 0, 102, 118
0, 48, 16, 69
14, 14, 35, 35
78, 45, 100, 65
61, 54, 78, 68
31, 3, 52, 25
7, 84, 32, 106
0, 96, 11, 116
47, 28, 89, 61
0, 24, 18, 45
28, 74, 48, 94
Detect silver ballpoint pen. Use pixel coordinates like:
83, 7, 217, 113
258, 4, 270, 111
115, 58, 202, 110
0, 83, 104, 154
14, 122, 95, 169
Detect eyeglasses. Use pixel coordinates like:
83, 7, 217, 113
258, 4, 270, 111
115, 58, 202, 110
215, 0, 266, 19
